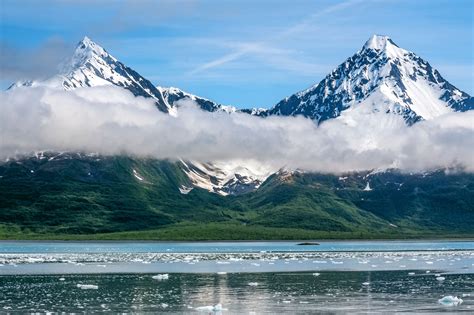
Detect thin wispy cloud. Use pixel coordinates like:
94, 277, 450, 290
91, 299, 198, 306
187, 0, 366, 76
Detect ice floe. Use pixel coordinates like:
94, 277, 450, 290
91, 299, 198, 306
195, 303, 223, 312
77, 284, 98, 290
152, 274, 169, 281
438, 296, 463, 307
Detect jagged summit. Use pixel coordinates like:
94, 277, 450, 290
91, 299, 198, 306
80, 35, 93, 46
360, 35, 407, 61
62, 36, 112, 73
363, 34, 397, 51
260, 34, 473, 124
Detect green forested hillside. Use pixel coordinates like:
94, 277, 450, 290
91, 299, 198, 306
0, 154, 473, 240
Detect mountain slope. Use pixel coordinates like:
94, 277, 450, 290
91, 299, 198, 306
0, 154, 473, 239
260, 35, 473, 124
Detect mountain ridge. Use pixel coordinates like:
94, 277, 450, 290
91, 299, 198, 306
9, 35, 472, 124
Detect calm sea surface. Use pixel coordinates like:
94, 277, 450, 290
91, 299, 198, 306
1, 240, 473, 313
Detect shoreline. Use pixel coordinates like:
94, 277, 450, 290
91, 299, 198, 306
1, 238, 474, 243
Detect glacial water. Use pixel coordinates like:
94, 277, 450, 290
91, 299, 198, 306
1, 240, 473, 313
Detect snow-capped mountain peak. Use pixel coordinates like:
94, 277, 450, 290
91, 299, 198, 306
60, 36, 114, 75
11, 36, 171, 113
261, 34, 473, 124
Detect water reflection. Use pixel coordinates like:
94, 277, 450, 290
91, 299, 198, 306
1, 271, 473, 313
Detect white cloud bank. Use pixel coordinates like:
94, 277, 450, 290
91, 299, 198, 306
1, 86, 473, 173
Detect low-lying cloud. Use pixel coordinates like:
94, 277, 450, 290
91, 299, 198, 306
1, 85, 473, 173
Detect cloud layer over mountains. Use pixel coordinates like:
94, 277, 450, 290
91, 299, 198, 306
1, 86, 473, 173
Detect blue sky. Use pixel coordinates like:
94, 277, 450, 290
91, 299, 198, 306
1, 0, 472, 108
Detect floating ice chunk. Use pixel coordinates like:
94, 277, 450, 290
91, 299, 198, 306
282, 300, 291, 304
152, 274, 169, 281
312, 273, 320, 276
77, 284, 98, 290
196, 303, 222, 312
435, 273, 441, 277
248, 282, 259, 286
362, 282, 370, 286
436, 276, 446, 281
438, 296, 463, 306
161, 303, 169, 308
59, 277, 65, 281
408, 272, 415, 276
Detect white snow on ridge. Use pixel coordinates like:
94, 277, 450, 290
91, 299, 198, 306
158, 86, 237, 114
179, 185, 194, 194
132, 169, 144, 181
180, 159, 276, 196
